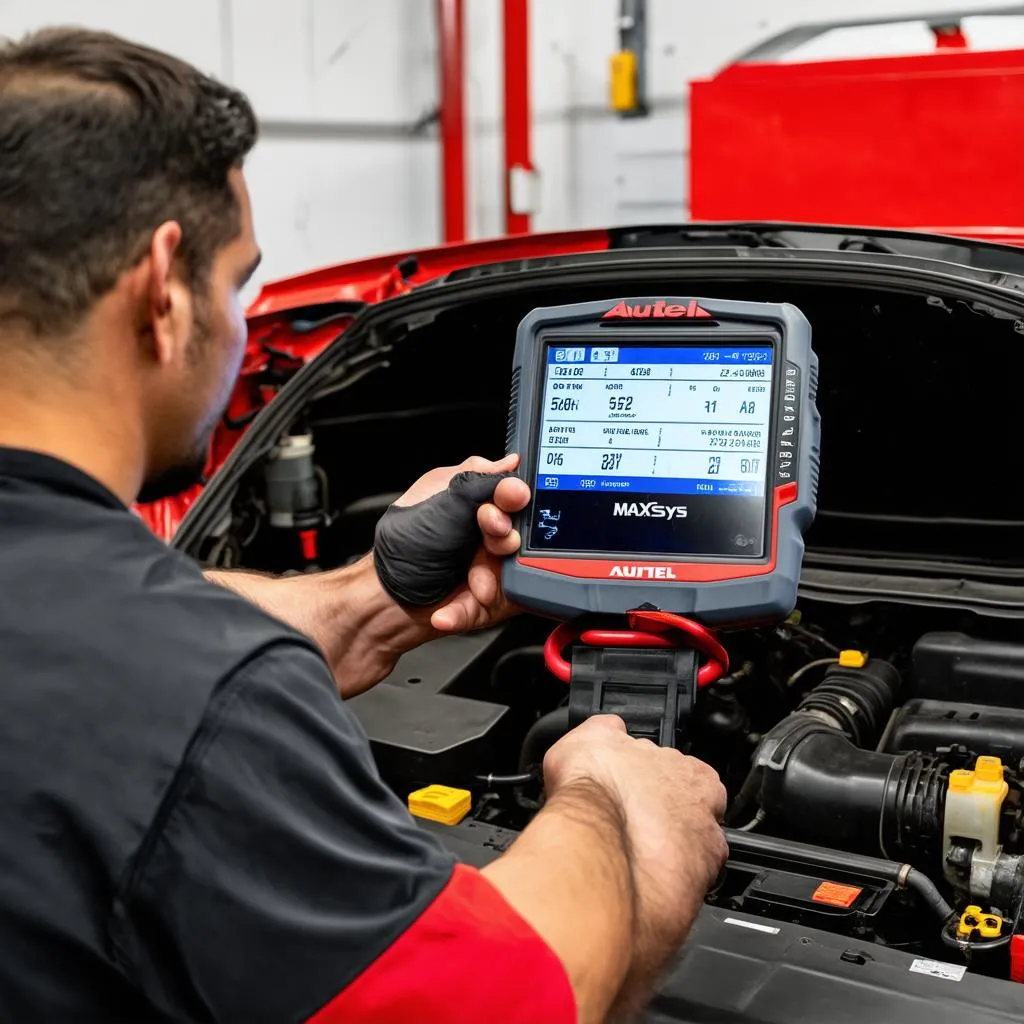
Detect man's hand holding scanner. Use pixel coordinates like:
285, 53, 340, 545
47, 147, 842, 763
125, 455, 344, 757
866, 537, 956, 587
207, 453, 530, 698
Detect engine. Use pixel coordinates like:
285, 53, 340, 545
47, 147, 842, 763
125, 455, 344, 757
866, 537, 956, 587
342, 614, 1024, 982
201, 418, 1024, 984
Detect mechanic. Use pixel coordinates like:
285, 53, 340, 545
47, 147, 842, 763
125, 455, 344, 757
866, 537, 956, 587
0, 28, 727, 1024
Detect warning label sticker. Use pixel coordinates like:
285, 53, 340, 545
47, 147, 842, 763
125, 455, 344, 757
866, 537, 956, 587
909, 958, 967, 982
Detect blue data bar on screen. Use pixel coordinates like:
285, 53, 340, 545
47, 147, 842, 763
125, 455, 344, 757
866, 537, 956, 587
547, 346, 773, 365
535, 475, 764, 497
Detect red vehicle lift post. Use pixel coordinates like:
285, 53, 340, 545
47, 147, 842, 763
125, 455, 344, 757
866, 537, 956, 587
437, 0, 466, 243
503, 0, 533, 235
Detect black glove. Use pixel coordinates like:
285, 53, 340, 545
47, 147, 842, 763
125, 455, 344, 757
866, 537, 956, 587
373, 471, 515, 606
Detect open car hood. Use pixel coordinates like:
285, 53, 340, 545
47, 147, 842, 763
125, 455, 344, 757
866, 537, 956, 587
136, 221, 1024, 540
247, 221, 1024, 317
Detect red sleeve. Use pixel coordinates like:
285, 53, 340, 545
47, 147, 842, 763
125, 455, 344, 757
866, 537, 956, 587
306, 863, 578, 1024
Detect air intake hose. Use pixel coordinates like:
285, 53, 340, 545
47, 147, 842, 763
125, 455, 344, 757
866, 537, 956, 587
793, 658, 900, 746
740, 659, 948, 863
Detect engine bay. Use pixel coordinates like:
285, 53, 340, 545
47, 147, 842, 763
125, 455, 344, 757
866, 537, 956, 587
183, 276, 1024, 993
356, 611, 1024, 976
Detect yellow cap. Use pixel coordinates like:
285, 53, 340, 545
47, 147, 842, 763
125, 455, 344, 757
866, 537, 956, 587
946, 759, 1008, 799
407, 785, 471, 826
957, 905, 1003, 939
838, 649, 867, 669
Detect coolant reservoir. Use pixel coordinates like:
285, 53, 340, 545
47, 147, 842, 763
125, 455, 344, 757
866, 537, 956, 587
942, 756, 1008, 886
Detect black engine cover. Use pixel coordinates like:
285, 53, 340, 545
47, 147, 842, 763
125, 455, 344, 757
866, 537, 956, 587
913, 632, 1024, 709
882, 698, 1024, 766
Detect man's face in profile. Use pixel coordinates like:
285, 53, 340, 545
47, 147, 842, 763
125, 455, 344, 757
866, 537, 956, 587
137, 170, 261, 504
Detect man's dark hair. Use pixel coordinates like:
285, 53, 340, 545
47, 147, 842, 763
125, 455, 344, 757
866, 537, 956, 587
0, 27, 258, 336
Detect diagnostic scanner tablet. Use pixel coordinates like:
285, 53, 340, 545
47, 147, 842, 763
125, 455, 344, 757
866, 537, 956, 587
502, 297, 821, 625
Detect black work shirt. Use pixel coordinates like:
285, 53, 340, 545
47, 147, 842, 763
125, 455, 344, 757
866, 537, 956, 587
0, 449, 457, 1022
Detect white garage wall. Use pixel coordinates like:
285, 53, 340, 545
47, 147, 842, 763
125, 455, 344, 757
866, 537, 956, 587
230, 0, 441, 294
0, 0, 441, 298
2, 1, 1022, 294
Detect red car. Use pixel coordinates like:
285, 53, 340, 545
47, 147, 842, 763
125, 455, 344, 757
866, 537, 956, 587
165, 222, 1024, 1021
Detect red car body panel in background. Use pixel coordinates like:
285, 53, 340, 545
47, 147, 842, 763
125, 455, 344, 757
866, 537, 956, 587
245, 229, 610, 317
691, 46, 1024, 246
134, 229, 611, 540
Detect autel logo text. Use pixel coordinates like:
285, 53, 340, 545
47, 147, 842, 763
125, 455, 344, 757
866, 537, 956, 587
609, 565, 678, 579
613, 501, 688, 521
602, 300, 711, 319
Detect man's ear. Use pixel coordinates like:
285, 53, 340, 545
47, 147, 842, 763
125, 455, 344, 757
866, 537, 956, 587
146, 221, 189, 367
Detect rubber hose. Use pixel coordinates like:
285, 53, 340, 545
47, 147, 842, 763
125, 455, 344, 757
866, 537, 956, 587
727, 658, 902, 831
725, 763, 765, 827
474, 772, 536, 787
760, 730, 895, 846
519, 707, 570, 771
490, 646, 545, 687
796, 659, 900, 747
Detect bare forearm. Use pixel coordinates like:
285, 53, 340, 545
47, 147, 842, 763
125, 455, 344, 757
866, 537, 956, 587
482, 780, 635, 1024
205, 555, 435, 696
606, 889, 702, 1024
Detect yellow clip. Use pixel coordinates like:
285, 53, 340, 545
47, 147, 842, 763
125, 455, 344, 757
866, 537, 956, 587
838, 650, 867, 669
957, 905, 1003, 939
610, 51, 638, 112
407, 784, 471, 826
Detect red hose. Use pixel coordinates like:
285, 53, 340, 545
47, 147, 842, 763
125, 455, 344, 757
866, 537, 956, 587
543, 610, 729, 687
543, 622, 583, 683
